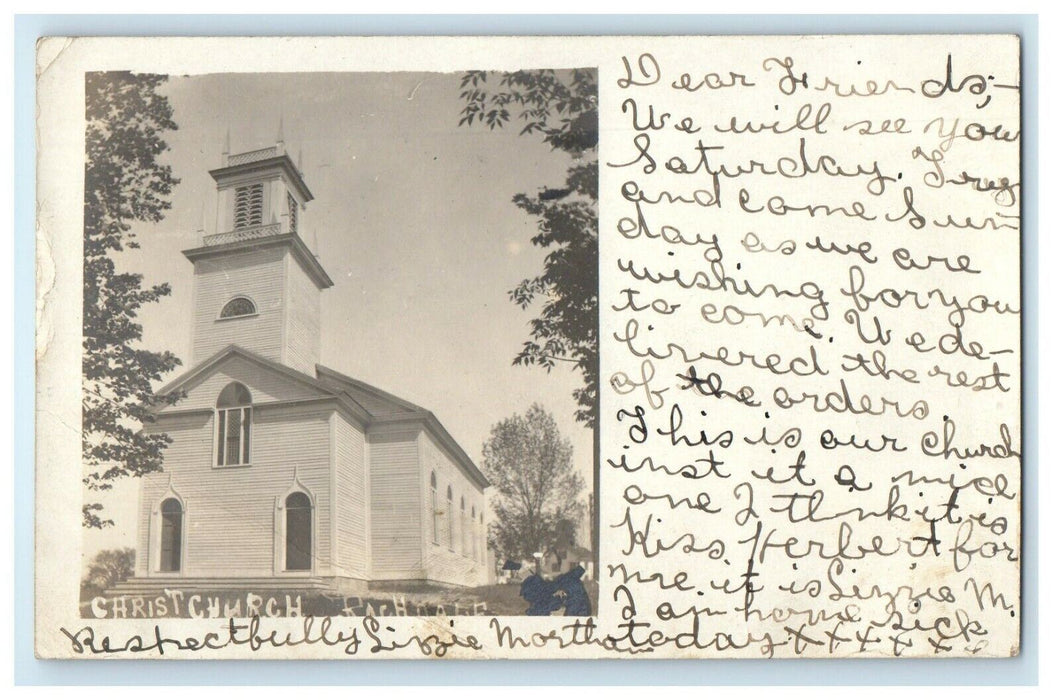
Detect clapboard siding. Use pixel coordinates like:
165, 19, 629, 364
284, 253, 322, 375
368, 426, 423, 578
162, 354, 325, 413
419, 431, 488, 586
135, 411, 209, 576
140, 404, 333, 577
192, 246, 286, 365
334, 414, 368, 579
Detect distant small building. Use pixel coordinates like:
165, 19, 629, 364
119, 137, 489, 595
548, 546, 593, 579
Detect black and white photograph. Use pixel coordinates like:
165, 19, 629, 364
32, 33, 1026, 665
78, 69, 599, 618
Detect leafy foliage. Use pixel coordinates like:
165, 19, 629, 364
81, 547, 137, 596
482, 404, 585, 565
459, 69, 598, 428
83, 72, 183, 528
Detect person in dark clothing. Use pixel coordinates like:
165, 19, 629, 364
519, 565, 592, 616
555, 565, 592, 616
520, 574, 564, 615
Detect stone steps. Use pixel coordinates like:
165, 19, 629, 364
105, 576, 330, 597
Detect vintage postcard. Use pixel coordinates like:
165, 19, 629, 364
35, 35, 1021, 659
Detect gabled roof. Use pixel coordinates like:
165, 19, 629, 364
315, 364, 423, 416
316, 364, 490, 489
157, 344, 332, 398
149, 346, 489, 489
153, 345, 372, 425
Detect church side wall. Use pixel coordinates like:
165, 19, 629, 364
283, 252, 322, 375
138, 403, 334, 578
192, 246, 286, 366
419, 432, 488, 587
367, 426, 424, 580
333, 413, 369, 580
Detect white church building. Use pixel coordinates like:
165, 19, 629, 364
123, 136, 490, 594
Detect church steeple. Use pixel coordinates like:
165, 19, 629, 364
182, 136, 333, 376
206, 134, 313, 243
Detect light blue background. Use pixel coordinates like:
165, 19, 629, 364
14, 13, 1038, 686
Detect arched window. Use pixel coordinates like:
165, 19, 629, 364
460, 496, 467, 556
285, 492, 312, 571
216, 382, 252, 466
446, 486, 454, 552
220, 296, 256, 319
471, 506, 478, 562
160, 498, 183, 573
430, 472, 440, 544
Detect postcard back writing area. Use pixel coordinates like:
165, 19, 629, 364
599, 36, 1020, 658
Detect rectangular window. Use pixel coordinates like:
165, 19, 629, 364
217, 407, 251, 466
224, 408, 242, 464
242, 409, 251, 464
233, 183, 264, 229
216, 410, 226, 465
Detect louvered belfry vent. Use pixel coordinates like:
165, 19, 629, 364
233, 183, 264, 229
288, 193, 298, 235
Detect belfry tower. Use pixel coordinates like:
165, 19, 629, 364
182, 127, 333, 376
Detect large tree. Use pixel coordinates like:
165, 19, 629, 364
459, 69, 599, 573
482, 404, 585, 567
458, 69, 598, 427
82, 72, 183, 528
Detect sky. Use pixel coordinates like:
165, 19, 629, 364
84, 71, 594, 561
